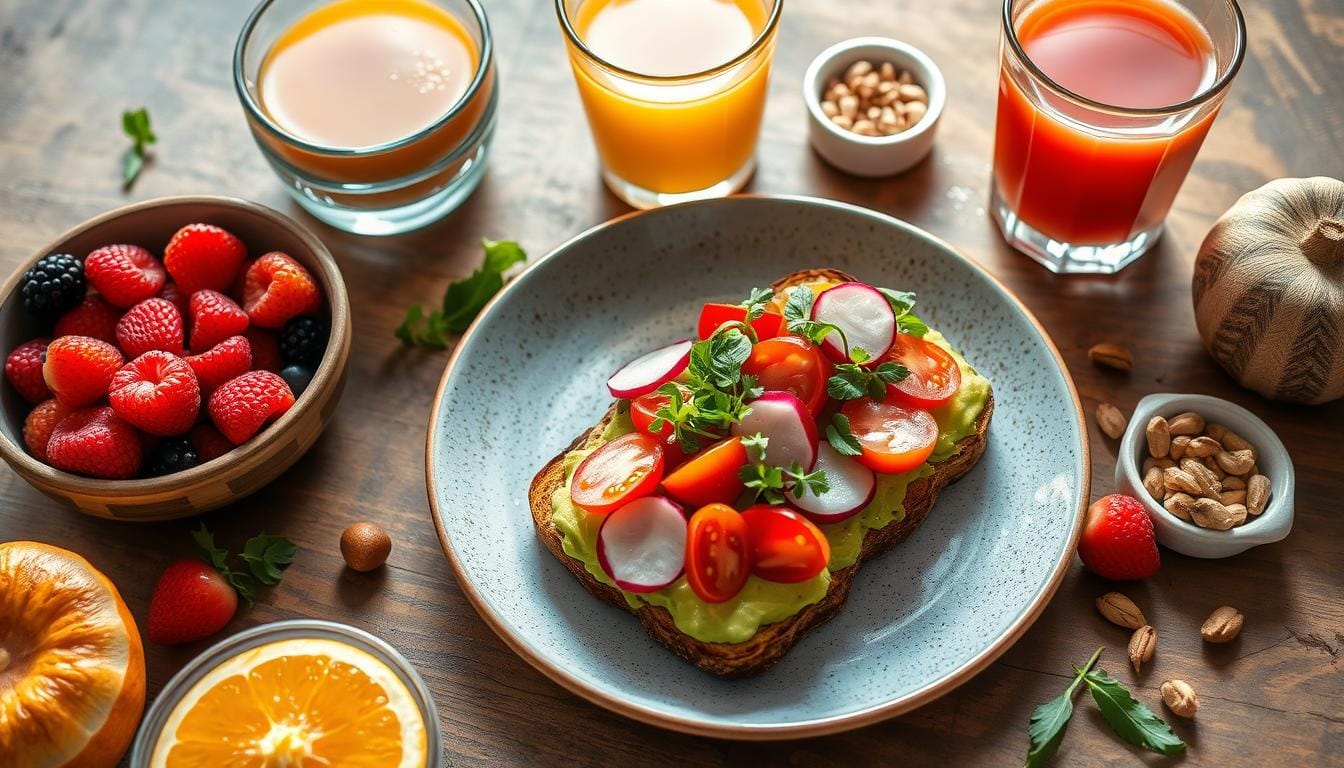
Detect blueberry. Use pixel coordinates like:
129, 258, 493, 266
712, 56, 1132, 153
280, 365, 314, 397
279, 316, 329, 368
144, 438, 199, 477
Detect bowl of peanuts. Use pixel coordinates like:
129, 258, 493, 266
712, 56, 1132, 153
803, 37, 946, 177
1115, 393, 1294, 559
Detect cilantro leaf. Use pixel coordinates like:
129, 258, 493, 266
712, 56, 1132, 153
1025, 647, 1104, 768
785, 462, 829, 498
740, 461, 787, 505
396, 238, 527, 347
1083, 667, 1186, 757
876, 287, 916, 317
240, 534, 298, 585
826, 414, 862, 457
897, 313, 929, 337
691, 328, 751, 389
741, 287, 773, 322
827, 365, 869, 400
740, 432, 769, 462
121, 107, 156, 190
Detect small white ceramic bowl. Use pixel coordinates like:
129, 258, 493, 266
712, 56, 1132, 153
803, 37, 946, 178
1115, 393, 1294, 559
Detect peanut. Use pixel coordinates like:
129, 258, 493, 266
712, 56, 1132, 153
1143, 457, 1175, 474
1185, 436, 1222, 458
1087, 343, 1133, 372
1163, 467, 1201, 495
1169, 435, 1190, 460
1146, 416, 1171, 458
1222, 475, 1246, 490
1201, 606, 1244, 643
1096, 592, 1146, 629
1129, 625, 1157, 673
1215, 449, 1255, 476
822, 60, 930, 136
1191, 498, 1243, 530
1219, 489, 1247, 506
1167, 411, 1205, 436
1095, 403, 1127, 440
1164, 492, 1196, 521
1161, 679, 1199, 718
1143, 467, 1165, 500
1181, 458, 1222, 497
1247, 474, 1271, 515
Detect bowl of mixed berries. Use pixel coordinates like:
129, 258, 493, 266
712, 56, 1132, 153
0, 196, 350, 520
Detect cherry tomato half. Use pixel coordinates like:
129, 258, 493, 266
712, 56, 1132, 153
740, 505, 831, 583
741, 335, 832, 415
662, 437, 748, 508
881, 333, 961, 408
686, 503, 752, 603
570, 432, 665, 515
839, 398, 938, 475
697, 303, 786, 341
629, 391, 691, 467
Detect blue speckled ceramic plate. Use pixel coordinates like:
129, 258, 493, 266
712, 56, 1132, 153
427, 196, 1087, 739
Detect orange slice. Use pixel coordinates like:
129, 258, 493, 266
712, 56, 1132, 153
152, 637, 427, 768
0, 540, 146, 767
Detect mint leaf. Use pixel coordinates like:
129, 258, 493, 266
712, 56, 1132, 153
782, 285, 814, 323
191, 523, 255, 603
120, 107, 156, 190
1083, 667, 1186, 757
826, 414, 862, 457
240, 534, 297, 585
396, 238, 526, 346
1025, 647, 1103, 767
874, 362, 910, 384
741, 287, 773, 322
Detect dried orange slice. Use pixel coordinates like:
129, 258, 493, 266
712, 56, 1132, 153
0, 541, 146, 767
152, 637, 427, 768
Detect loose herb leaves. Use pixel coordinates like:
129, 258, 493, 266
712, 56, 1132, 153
1025, 647, 1103, 768
191, 523, 297, 604
825, 413, 862, 457
121, 107, 156, 190
396, 238, 527, 347
739, 433, 829, 504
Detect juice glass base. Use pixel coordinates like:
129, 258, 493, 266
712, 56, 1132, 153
602, 155, 756, 210
990, 182, 1162, 274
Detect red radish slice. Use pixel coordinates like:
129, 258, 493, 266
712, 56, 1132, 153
606, 339, 693, 399
596, 496, 688, 593
789, 442, 877, 523
731, 391, 819, 470
810, 282, 896, 363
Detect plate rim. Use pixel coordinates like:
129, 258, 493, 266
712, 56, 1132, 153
425, 194, 1090, 740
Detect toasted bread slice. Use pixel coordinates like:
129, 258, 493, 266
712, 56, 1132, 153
528, 269, 994, 677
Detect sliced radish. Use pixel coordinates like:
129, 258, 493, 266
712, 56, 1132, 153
810, 282, 896, 363
731, 391, 819, 470
596, 495, 688, 593
789, 442, 877, 523
606, 339, 693, 399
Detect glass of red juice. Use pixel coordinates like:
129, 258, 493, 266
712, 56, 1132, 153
991, 0, 1245, 273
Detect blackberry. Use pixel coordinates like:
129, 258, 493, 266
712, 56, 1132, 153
21, 253, 85, 322
279, 315, 329, 368
279, 365, 314, 397
144, 438, 199, 477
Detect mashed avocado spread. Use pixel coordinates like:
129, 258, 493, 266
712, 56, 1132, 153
549, 329, 990, 644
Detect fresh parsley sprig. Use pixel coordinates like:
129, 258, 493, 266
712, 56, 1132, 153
826, 414, 863, 457
738, 433, 829, 505
121, 107, 156, 190
877, 286, 929, 337
192, 523, 296, 604
396, 238, 527, 348
781, 286, 855, 356
780, 285, 914, 401
829, 361, 910, 401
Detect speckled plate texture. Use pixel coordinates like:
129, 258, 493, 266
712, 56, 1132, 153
427, 195, 1088, 739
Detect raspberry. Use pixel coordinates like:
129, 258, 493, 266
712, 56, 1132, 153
20, 254, 85, 322
23, 398, 72, 462
42, 336, 124, 407
83, 244, 166, 308
144, 437, 199, 476
242, 252, 321, 329
116, 298, 184, 358
208, 370, 295, 444
54, 295, 122, 343
6, 339, 53, 404
158, 281, 190, 316
186, 335, 252, 394
279, 315, 329, 368
190, 424, 233, 463
243, 328, 282, 372
46, 406, 143, 479
189, 290, 249, 352
108, 351, 201, 436
163, 223, 247, 295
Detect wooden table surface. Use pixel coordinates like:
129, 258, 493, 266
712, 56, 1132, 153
2, 0, 1342, 764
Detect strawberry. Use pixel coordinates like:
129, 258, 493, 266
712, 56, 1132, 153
189, 290, 249, 353
208, 370, 295, 444
42, 336, 124, 407
164, 223, 247, 295
1077, 494, 1160, 581
243, 328, 282, 372
242, 252, 321, 329
6, 339, 53, 404
116, 297, 185, 358
190, 423, 234, 463
108, 351, 201, 436
23, 398, 71, 462
46, 405, 143, 479
146, 559, 238, 645
83, 244, 166, 308
54, 295, 122, 343
186, 335, 251, 394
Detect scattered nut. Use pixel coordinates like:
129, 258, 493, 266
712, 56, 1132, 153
1164, 492, 1196, 521
1095, 403, 1127, 439
1088, 343, 1133, 372
1145, 416, 1171, 458
1201, 606, 1245, 643
1247, 474, 1271, 515
823, 59, 930, 136
1215, 449, 1255, 475
1161, 679, 1199, 718
1129, 625, 1157, 673
1191, 497, 1243, 530
1185, 436, 1222, 458
1096, 592, 1146, 629
1166, 411, 1205, 436
340, 521, 392, 572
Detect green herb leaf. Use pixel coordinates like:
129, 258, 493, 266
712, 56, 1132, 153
827, 365, 869, 401
1082, 667, 1186, 757
897, 313, 929, 337
191, 523, 256, 603
876, 287, 917, 317
785, 461, 829, 498
120, 107, 156, 190
741, 432, 769, 462
874, 362, 910, 384
741, 287, 773, 322
850, 346, 871, 364
782, 285, 815, 323
240, 534, 298, 585
826, 414, 862, 457
396, 238, 527, 347
1025, 647, 1103, 768
739, 461, 786, 505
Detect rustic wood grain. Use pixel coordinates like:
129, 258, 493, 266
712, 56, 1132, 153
1, 0, 1341, 765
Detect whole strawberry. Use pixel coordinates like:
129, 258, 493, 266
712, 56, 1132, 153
42, 336, 124, 407
46, 406, 143, 479
188, 289, 249, 352
108, 351, 201, 436
186, 335, 251, 394
242, 252, 321, 328
6, 339, 53, 404
23, 398, 71, 462
84, 244, 166, 308
209, 370, 295, 444
55, 295, 122, 343
164, 223, 247, 295
116, 297, 184, 358
1077, 494, 1160, 581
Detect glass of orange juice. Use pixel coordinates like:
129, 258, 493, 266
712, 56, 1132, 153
556, 0, 783, 209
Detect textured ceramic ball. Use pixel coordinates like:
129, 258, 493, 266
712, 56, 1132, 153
1192, 176, 1344, 405
340, 522, 391, 572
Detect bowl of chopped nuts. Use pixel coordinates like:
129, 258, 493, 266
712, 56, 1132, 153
803, 37, 945, 178
1115, 393, 1294, 559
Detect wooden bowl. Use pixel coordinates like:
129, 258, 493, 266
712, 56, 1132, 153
0, 196, 351, 521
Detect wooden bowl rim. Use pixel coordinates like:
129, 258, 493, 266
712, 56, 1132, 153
0, 194, 351, 498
